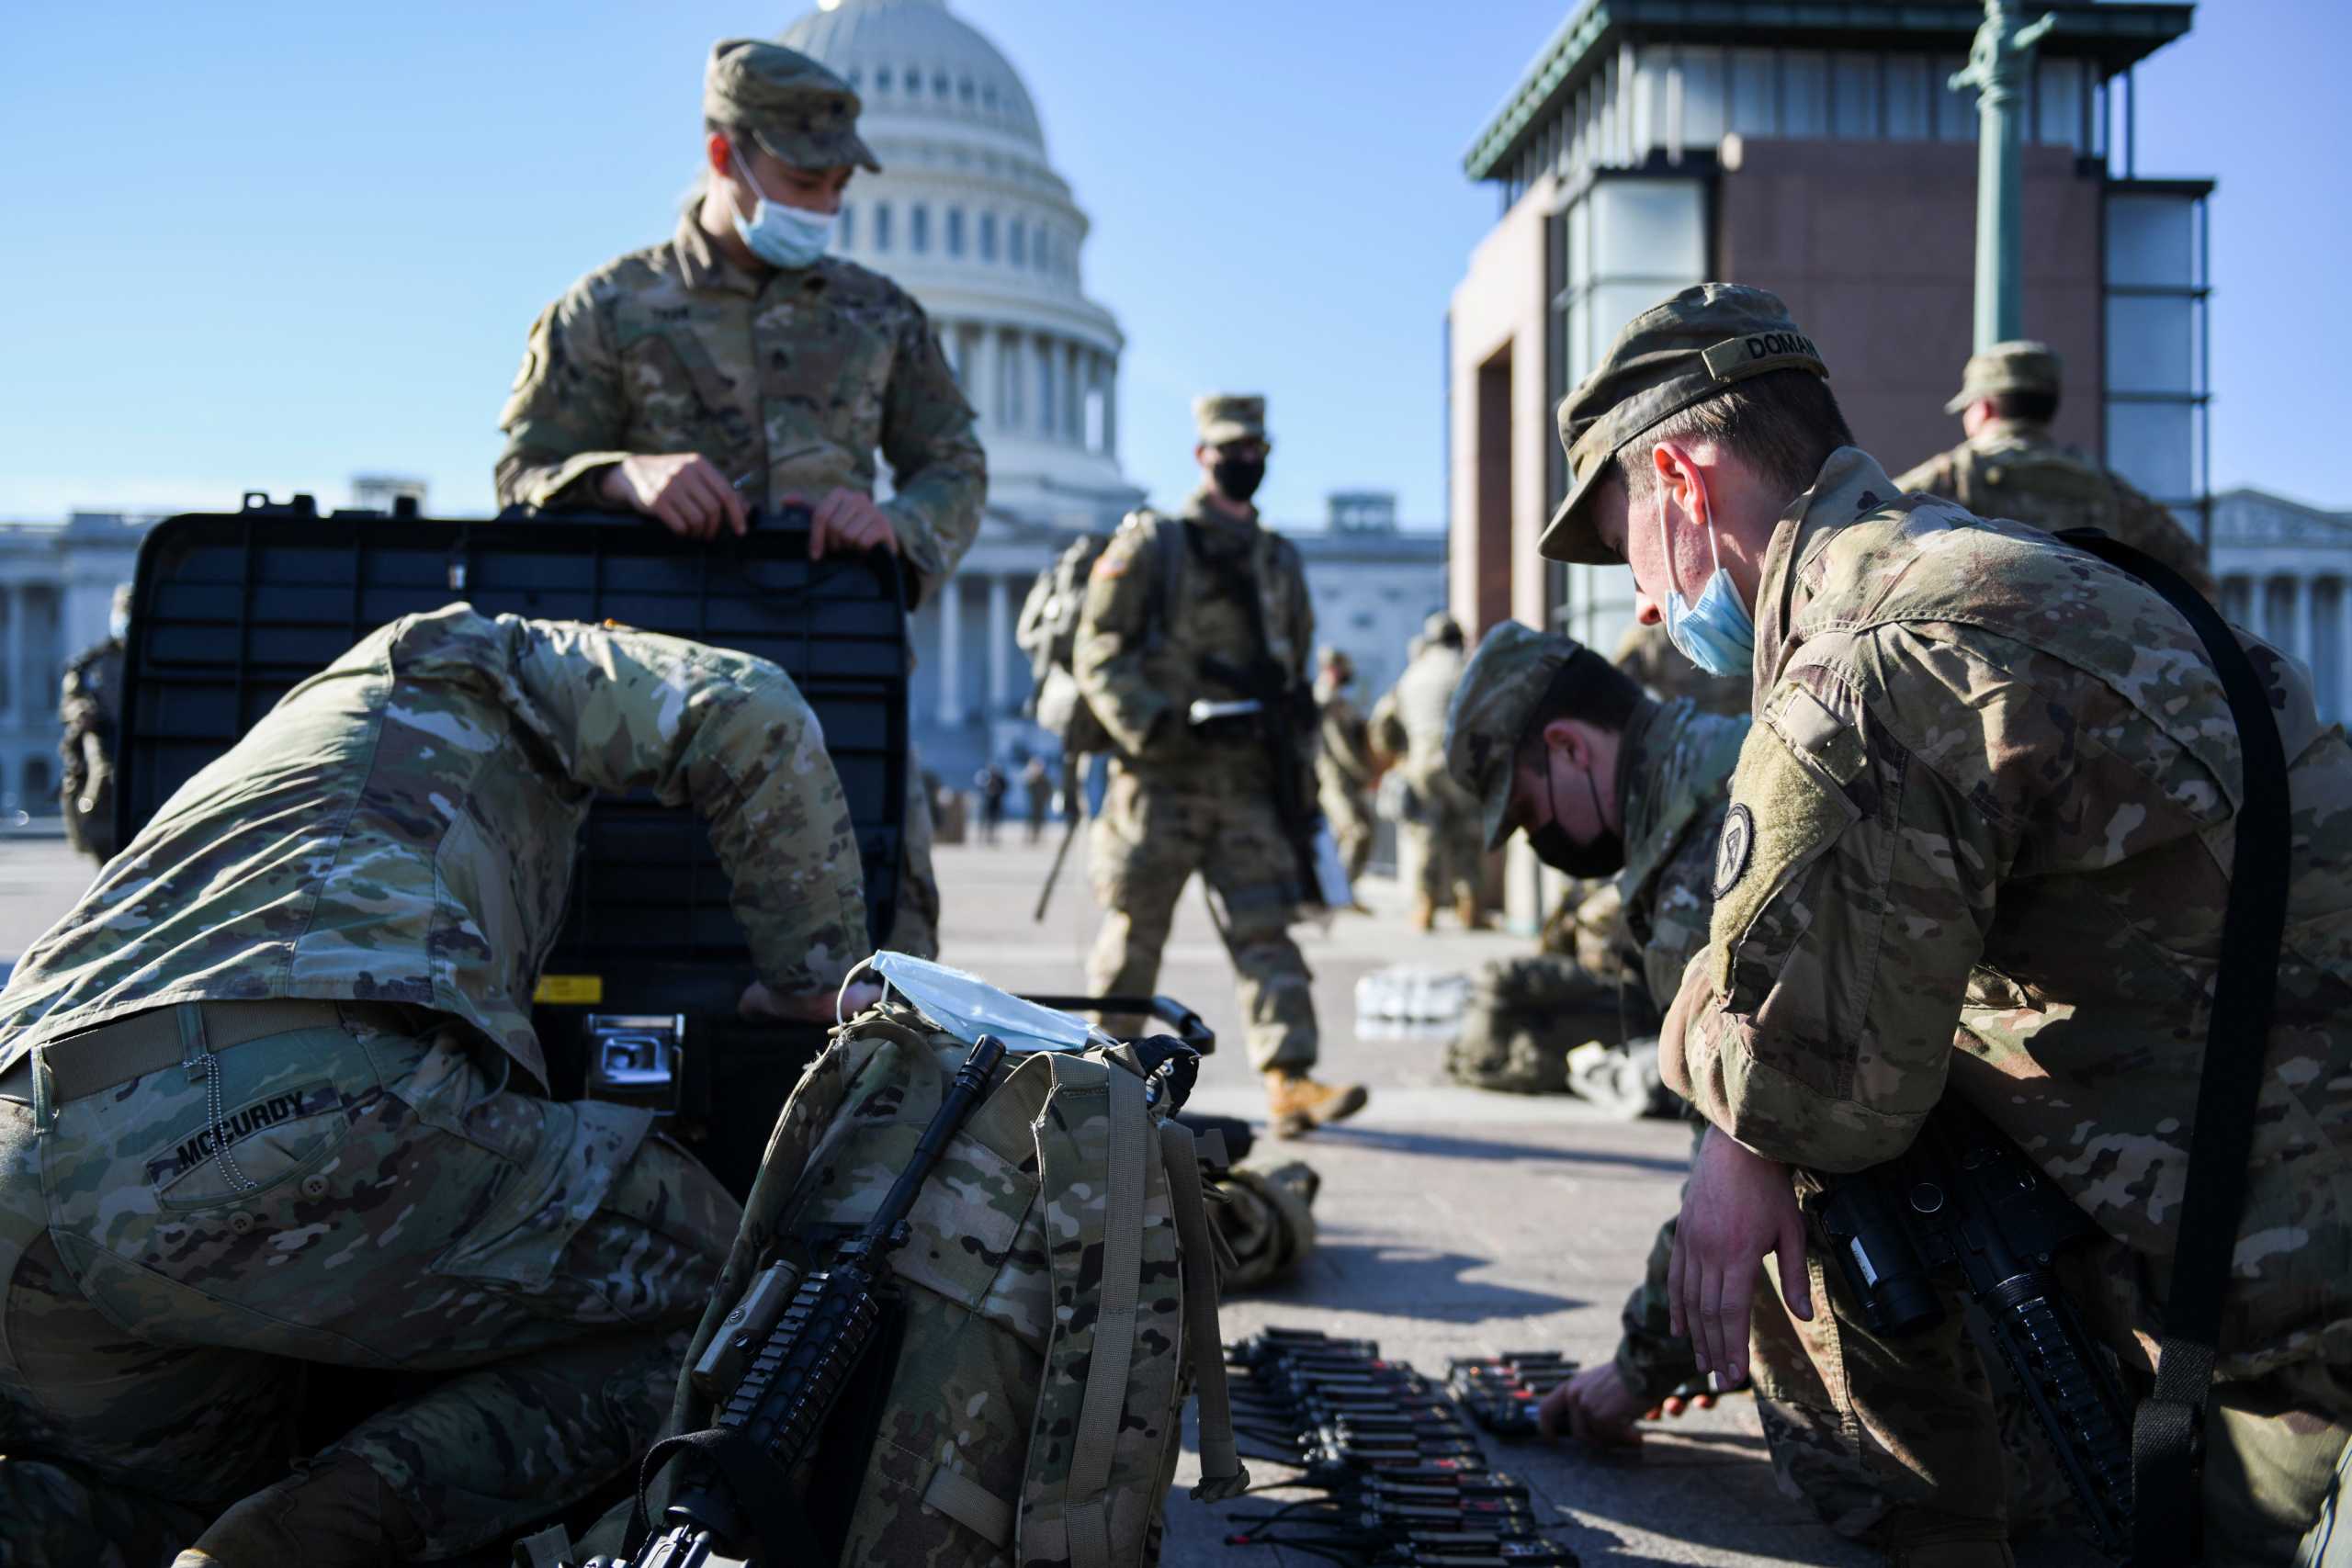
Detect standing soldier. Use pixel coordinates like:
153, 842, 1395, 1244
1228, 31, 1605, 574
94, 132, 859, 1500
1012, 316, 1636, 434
1372, 614, 1486, 931
1074, 395, 1367, 1138
57, 585, 130, 863
1895, 340, 2214, 595
493, 37, 983, 958
1314, 646, 1378, 885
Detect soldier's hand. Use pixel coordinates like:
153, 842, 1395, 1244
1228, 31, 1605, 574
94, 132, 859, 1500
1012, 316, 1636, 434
738, 978, 881, 1022
1540, 1364, 1645, 1450
602, 454, 749, 541
800, 488, 899, 560
1668, 1125, 1809, 1388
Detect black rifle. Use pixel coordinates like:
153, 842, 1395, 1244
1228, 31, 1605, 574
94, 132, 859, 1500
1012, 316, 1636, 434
1815, 1096, 2135, 1558
587, 1033, 1010, 1568
1196, 652, 1323, 900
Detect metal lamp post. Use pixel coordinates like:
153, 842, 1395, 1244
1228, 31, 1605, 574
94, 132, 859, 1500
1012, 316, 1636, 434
1953, 0, 2058, 348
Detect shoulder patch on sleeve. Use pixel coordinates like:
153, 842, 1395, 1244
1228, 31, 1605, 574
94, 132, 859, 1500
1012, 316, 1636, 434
1091, 530, 1142, 581
1766, 682, 1867, 786
1713, 803, 1754, 897
1710, 721, 1865, 1001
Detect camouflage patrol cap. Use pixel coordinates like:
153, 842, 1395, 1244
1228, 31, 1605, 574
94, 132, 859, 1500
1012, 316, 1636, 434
1194, 394, 1270, 448
1945, 340, 2063, 414
1538, 284, 1828, 566
1443, 621, 1584, 851
705, 39, 881, 174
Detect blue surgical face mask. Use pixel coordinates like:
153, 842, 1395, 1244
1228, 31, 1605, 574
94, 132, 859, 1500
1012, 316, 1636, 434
1657, 488, 1756, 679
730, 155, 835, 270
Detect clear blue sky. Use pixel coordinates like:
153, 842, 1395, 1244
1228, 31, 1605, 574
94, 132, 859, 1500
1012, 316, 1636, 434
0, 0, 2342, 525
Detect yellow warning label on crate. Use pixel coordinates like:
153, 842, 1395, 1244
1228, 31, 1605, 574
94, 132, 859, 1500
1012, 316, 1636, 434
533, 975, 604, 1005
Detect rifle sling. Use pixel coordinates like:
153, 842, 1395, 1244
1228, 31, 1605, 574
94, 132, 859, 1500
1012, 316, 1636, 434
2058, 529, 2292, 1567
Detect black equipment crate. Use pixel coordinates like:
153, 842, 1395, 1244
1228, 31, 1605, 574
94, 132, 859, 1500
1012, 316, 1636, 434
118, 493, 910, 1197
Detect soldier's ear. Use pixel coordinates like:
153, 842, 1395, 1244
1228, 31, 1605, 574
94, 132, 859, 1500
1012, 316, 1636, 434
705, 130, 738, 179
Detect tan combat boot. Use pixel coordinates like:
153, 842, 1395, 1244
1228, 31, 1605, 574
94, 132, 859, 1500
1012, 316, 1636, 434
1264, 1070, 1369, 1138
1410, 894, 1436, 931
1455, 891, 1488, 931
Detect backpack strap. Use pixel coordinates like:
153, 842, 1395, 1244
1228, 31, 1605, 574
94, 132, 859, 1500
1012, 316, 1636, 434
1158, 1119, 1251, 1503
2058, 529, 2292, 1567
1060, 1063, 1150, 1568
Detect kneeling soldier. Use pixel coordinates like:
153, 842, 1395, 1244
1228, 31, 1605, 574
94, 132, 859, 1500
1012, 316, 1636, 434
0, 607, 870, 1568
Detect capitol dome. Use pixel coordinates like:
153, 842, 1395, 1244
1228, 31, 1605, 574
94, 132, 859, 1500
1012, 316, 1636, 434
781, 0, 1137, 532
781, 0, 1138, 761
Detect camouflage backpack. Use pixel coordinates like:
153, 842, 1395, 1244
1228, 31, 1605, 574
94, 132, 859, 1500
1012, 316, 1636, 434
654, 1001, 1247, 1566
1443, 954, 1623, 1095
1015, 518, 1180, 758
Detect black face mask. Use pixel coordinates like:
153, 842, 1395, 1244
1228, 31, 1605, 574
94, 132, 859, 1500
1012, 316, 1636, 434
1212, 455, 1266, 504
1527, 750, 1624, 877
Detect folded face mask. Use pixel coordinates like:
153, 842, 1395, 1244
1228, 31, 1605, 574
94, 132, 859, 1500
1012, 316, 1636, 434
842, 952, 1114, 1055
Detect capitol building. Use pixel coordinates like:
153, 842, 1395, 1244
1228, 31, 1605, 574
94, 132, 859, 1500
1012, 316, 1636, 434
784, 0, 1144, 768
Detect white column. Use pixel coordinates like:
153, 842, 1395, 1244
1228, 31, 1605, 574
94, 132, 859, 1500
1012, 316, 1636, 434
5, 584, 24, 726
2295, 574, 2316, 670
2245, 577, 2269, 641
1063, 341, 1083, 443
972, 326, 999, 431
2338, 580, 2352, 728
1102, 354, 1119, 457
987, 573, 1012, 713
938, 578, 966, 725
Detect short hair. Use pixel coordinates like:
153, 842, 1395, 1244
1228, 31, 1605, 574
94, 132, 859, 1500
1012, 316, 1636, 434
1518, 648, 1644, 756
1611, 368, 1854, 509
1986, 389, 2059, 424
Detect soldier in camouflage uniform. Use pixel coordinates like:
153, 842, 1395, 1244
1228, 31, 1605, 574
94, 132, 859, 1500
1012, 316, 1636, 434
1446, 622, 2073, 1540
1894, 339, 2215, 597
1372, 614, 1487, 931
56, 585, 130, 863
495, 38, 983, 960
1074, 395, 1367, 1138
1545, 283, 2352, 1565
1442, 623, 1748, 1417
1314, 646, 1378, 885
0, 607, 871, 1567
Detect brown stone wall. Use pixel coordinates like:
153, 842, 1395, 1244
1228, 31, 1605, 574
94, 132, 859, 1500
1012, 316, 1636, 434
1713, 137, 2105, 477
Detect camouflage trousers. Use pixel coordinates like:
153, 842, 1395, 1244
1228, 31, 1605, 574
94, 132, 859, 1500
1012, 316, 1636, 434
1401, 775, 1483, 909
886, 740, 942, 959
1086, 765, 1317, 1073
1752, 1219, 2352, 1562
1318, 784, 1374, 885
0, 1002, 736, 1565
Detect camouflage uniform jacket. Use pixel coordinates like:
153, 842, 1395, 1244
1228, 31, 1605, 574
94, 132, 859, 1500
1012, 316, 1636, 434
0, 606, 869, 1089
1606, 698, 1750, 1404
1664, 446, 2352, 1380
1612, 619, 1751, 718
1316, 685, 1377, 799
1072, 487, 1315, 786
1373, 643, 1470, 794
1611, 697, 1752, 1010
1893, 418, 2215, 598
495, 212, 985, 603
